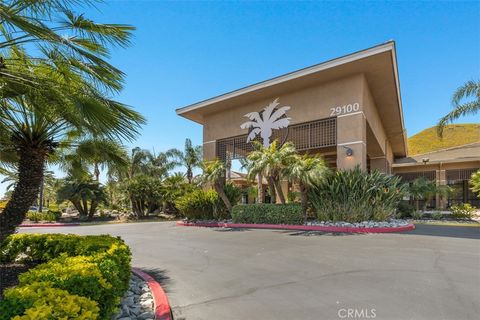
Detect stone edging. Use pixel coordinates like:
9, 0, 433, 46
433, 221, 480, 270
131, 268, 173, 320
176, 221, 415, 233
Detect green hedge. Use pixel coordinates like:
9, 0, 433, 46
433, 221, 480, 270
232, 204, 303, 225
0, 234, 131, 320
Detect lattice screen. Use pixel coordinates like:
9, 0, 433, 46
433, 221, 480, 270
216, 117, 336, 162
396, 171, 436, 182
447, 168, 479, 182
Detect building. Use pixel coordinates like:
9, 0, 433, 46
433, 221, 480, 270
176, 41, 479, 207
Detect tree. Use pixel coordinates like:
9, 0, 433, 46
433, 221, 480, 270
245, 141, 297, 204
240, 98, 291, 147
286, 154, 328, 222
123, 175, 163, 217
437, 80, 480, 136
409, 177, 451, 211
67, 138, 128, 181
0, 2, 144, 243
161, 173, 192, 214
57, 179, 107, 220
199, 160, 232, 212
470, 170, 480, 197
169, 138, 202, 183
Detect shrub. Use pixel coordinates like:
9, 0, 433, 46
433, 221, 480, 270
175, 189, 222, 220
232, 203, 303, 225
0, 234, 131, 320
450, 203, 476, 219
431, 211, 444, 220
411, 211, 424, 219
0, 282, 100, 320
309, 167, 407, 222
26, 209, 61, 222
396, 202, 415, 218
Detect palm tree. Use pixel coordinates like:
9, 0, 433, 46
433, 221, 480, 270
437, 80, 480, 136
0, 1, 133, 93
199, 160, 232, 212
240, 98, 291, 147
68, 138, 129, 181
245, 141, 297, 204
286, 154, 328, 222
0, 2, 143, 242
169, 138, 202, 183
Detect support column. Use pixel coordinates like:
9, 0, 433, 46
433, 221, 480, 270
336, 113, 367, 170
436, 169, 447, 209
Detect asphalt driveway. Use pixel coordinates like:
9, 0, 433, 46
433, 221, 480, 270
21, 222, 480, 320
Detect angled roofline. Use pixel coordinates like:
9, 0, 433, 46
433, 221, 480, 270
176, 41, 400, 115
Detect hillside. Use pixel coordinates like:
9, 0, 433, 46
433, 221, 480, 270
408, 123, 480, 155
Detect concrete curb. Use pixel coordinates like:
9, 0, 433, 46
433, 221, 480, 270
132, 267, 173, 320
176, 221, 415, 233
19, 223, 81, 227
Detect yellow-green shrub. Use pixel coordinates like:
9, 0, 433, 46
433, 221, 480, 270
0, 282, 100, 320
0, 234, 131, 320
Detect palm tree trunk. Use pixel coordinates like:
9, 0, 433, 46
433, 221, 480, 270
187, 167, 193, 184
94, 163, 100, 181
299, 183, 308, 223
257, 174, 264, 203
215, 183, 232, 212
0, 145, 47, 244
268, 177, 276, 203
88, 201, 98, 220
273, 177, 286, 204
38, 176, 44, 212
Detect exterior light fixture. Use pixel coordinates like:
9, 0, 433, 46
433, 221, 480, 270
422, 158, 429, 164
343, 146, 353, 157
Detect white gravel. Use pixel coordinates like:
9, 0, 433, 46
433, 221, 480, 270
112, 273, 155, 320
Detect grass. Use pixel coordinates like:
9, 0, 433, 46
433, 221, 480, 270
408, 123, 480, 155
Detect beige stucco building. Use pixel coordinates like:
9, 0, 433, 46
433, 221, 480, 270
177, 41, 479, 208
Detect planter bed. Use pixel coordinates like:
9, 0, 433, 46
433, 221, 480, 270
177, 219, 415, 233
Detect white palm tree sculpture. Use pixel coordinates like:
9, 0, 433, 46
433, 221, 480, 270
240, 98, 291, 147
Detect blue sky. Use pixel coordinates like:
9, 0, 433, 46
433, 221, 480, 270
86, 0, 478, 151
1, 0, 479, 195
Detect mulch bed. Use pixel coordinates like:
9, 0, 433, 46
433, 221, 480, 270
0, 263, 36, 299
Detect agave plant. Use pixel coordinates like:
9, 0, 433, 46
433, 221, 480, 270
240, 98, 291, 147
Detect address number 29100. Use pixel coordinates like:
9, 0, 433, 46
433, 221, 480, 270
330, 102, 360, 116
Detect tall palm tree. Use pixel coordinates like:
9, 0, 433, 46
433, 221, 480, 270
240, 98, 291, 147
437, 80, 480, 136
169, 138, 202, 183
199, 160, 232, 212
0, 71, 144, 242
245, 141, 297, 204
0, 1, 143, 242
285, 154, 327, 222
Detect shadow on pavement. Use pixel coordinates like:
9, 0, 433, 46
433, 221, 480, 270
275, 230, 363, 237
404, 224, 480, 240
213, 227, 250, 232
138, 267, 172, 291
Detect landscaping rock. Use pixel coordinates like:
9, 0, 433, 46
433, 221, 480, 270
111, 272, 155, 320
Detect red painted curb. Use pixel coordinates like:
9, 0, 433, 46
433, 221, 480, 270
176, 221, 415, 233
132, 267, 172, 320
19, 223, 81, 227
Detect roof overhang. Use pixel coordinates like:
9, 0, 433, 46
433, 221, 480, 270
176, 41, 407, 157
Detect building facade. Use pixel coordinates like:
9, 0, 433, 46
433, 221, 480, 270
176, 41, 479, 207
